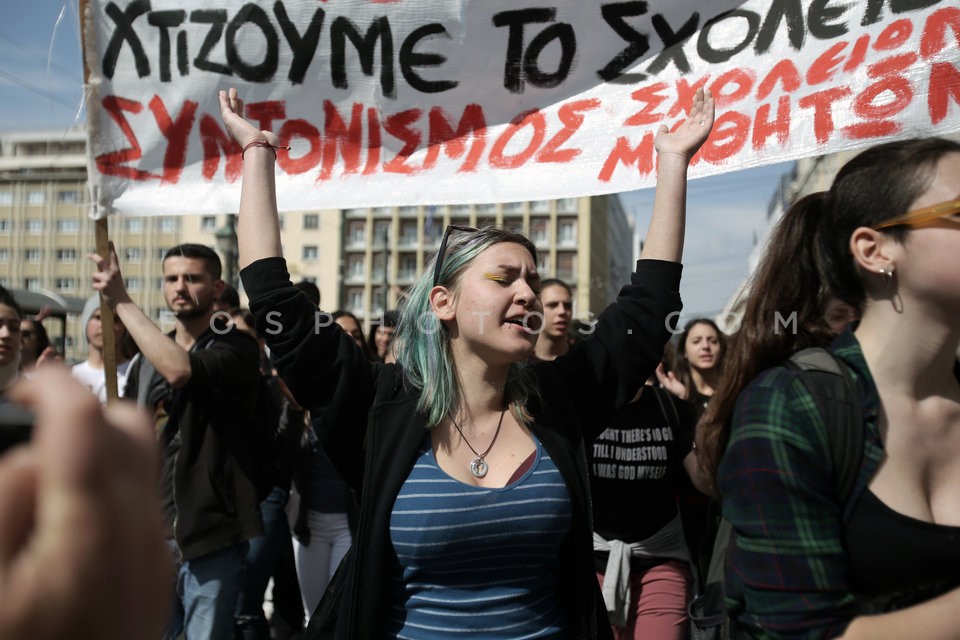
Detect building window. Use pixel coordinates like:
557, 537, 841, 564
398, 205, 418, 216
302, 245, 318, 261
157, 217, 178, 233
56, 219, 79, 233
450, 204, 471, 215
557, 252, 577, 281
530, 218, 550, 245
477, 202, 497, 213
347, 255, 365, 279
23, 277, 41, 290
124, 248, 141, 262
373, 221, 391, 244
0, 192, 13, 206
26, 190, 46, 205
56, 248, 77, 261
0, 249, 8, 263
347, 288, 363, 313
558, 219, 577, 245
0, 220, 10, 231
24, 248, 42, 262
124, 277, 141, 291
347, 220, 366, 245
55, 278, 76, 291
400, 221, 417, 245
156, 248, 168, 260
26, 219, 43, 234
530, 200, 550, 213
557, 197, 578, 213
57, 190, 81, 204
278, 213, 285, 231
124, 218, 144, 233
503, 201, 524, 213
303, 214, 319, 230
399, 254, 417, 280
155, 277, 163, 290
201, 216, 217, 231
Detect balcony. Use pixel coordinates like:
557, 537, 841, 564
397, 270, 418, 286
345, 235, 368, 250
343, 271, 367, 286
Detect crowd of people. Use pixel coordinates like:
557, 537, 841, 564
0, 84, 958, 640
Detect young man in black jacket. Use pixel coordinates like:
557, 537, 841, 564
90, 242, 264, 640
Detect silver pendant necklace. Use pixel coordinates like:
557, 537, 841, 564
449, 404, 507, 478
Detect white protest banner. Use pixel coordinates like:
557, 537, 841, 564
81, 0, 960, 217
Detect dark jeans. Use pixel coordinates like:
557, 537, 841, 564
236, 486, 293, 640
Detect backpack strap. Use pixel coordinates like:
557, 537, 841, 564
785, 347, 864, 507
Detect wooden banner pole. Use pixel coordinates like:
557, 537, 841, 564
82, 0, 119, 403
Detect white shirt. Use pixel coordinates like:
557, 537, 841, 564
72, 359, 132, 404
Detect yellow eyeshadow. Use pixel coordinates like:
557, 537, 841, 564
484, 273, 508, 282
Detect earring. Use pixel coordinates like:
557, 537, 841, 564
879, 264, 895, 282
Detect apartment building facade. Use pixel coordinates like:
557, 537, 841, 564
0, 128, 180, 361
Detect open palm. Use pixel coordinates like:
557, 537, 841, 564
654, 87, 714, 161
218, 88, 278, 148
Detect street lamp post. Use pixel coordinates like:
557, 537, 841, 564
381, 226, 390, 314
214, 214, 238, 288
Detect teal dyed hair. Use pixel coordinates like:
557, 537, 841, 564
395, 226, 541, 428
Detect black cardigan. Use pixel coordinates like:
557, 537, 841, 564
242, 256, 682, 640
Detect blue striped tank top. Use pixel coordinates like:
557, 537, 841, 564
385, 435, 572, 639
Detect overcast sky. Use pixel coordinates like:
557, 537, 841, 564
1, 0, 794, 320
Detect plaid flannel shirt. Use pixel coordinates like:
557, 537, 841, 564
717, 331, 885, 639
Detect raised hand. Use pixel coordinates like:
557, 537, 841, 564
87, 242, 130, 308
218, 87, 279, 149
655, 362, 689, 400
654, 87, 714, 162
34, 346, 63, 369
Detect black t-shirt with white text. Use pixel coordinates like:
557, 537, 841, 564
589, 385, 696, 543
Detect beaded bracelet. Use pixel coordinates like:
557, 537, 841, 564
241, 140, 291, 160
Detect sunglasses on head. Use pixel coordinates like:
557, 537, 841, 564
432, 224, 478, 287
873, 197, 960, 230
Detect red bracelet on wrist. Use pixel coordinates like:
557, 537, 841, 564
241, 140, 291, 160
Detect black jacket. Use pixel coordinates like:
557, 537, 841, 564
126, 320, 265, 560
243, 256, 682, 640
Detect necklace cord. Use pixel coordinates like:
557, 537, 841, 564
449, 403, 507, 460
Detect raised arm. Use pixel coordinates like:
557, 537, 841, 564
89, 245, 192, 387
219, 88, 284, 268
641, 88, 714, 262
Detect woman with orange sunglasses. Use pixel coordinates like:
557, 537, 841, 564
698, 137, 960, 638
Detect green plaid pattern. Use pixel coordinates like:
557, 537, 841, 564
717, 332, 884, 638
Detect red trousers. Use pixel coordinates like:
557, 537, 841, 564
597, 559, 691, 640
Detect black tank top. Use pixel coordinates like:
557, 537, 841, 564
845, 489, 960, 608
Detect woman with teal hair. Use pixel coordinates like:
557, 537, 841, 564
220, 86, 714, 640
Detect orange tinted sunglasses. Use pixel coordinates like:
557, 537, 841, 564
873, 198, 960, 230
